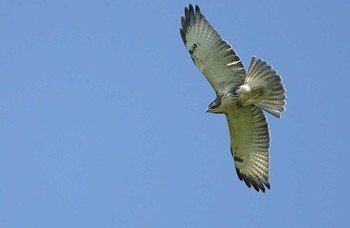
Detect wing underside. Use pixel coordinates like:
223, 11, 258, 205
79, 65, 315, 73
226, 105, 271, 192
180, 4, 246, 93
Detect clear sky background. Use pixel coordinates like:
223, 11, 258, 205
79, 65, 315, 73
1, 0, 349, 227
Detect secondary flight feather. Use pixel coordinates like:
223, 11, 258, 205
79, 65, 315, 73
180, 4, 286, 192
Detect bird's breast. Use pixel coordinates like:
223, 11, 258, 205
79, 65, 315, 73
219, 94, 242, 113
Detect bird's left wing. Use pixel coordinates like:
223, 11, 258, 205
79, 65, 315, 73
180, 4, 246, 94
226, 105, 271, 192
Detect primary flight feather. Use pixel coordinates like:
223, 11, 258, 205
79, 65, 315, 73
180, 4, 286, 192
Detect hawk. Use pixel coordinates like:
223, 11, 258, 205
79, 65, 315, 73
180, 4, 286, 192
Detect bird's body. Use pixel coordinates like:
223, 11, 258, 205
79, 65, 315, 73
180, 4, 286, 192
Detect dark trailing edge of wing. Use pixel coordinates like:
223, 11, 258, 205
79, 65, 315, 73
235, 168, 271, 193
180, 4, 201, 45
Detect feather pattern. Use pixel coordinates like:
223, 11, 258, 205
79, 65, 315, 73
227, 105, 271, 192
245, 57, 287, 118
180, 4, 246, 93
180, 4, 286, 192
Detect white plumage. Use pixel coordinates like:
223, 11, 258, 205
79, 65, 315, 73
180, 4, 286, 192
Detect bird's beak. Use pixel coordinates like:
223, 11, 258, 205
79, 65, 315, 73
205, 108, 209, 113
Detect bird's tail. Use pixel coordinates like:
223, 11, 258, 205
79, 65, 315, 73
242, 57, 286, 118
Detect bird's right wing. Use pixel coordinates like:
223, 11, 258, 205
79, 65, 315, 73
180, 4, 246, 94
226, 105, 271, 192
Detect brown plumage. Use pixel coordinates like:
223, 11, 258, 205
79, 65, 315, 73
180, 4, 286, 192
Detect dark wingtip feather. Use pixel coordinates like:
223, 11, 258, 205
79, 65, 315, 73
180, 4, 203, 46
195, 4, 200, 13
235, 168, 243, 181
180, 16, 187, 43
235, 168, 270, 193
180, 5, 191, 45
188, 4, 194, 14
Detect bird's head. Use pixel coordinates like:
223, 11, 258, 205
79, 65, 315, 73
206, 95, 224, 114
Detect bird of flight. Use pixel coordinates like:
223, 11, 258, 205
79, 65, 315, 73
180, 4, 286, 192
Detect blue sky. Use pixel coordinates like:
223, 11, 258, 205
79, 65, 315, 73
1, 0, 349, 227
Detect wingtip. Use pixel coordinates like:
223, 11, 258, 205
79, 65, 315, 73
188, 4, 194, 14
235, 168, 270, 193
183, 4, 201, 19
235, 167, 243, 181
195, 4, 201, 13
